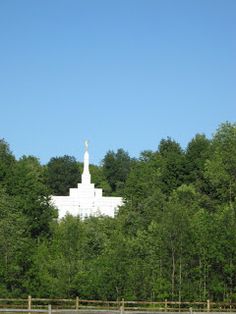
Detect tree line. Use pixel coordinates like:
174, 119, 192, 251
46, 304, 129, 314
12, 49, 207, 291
0, 122, 236, 302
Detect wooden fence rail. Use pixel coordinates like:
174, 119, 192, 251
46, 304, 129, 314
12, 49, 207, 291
0, 297, 236, 312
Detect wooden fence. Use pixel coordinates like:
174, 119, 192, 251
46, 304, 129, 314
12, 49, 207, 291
0, 297, 236, 312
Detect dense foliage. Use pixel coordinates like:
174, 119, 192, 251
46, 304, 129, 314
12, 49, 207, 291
0, 122, 236, 302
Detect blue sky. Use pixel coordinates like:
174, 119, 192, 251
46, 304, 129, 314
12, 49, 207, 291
0, 0, 235, 164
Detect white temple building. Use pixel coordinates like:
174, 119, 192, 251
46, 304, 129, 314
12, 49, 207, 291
51, 141, 123, 219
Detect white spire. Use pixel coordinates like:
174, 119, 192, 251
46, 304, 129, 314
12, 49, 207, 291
82, 140, 91, 184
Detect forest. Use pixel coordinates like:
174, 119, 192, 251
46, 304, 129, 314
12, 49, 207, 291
0, 122, 236, 302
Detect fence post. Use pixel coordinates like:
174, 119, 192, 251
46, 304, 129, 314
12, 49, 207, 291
189, 307, 193, 314
48, 304, 52, 314
120, 298, 125, 314
76, 296, 79, 310
165, 299, 167, 312
207, 300, 210, 312
28, 295, 32, 313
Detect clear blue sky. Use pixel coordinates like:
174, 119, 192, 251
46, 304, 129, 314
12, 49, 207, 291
0, 0, 235, 164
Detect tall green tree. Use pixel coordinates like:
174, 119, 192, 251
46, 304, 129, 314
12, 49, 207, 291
29, 215, 85, 297
8, 156, 56, 239
185, 134, 211, 185
102, 149, 133, 195
0, 188, 27, 296
157, 138, 186, 195
46, 155, 81, 196
205, 122, 236, 205
0, 139, 15, 188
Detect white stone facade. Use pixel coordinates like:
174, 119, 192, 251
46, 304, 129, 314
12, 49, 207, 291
51, 141, 123, 219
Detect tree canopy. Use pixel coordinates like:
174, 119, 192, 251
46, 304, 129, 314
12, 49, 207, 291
0, 122, 236, 301
46, 155, 81, 196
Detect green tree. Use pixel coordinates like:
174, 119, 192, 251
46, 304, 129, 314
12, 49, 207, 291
89, 164, 112, 195
0, 188, 27, 296
8, 156, 56, 239
29, 215, 85, 297
158, 138, 186, 195
124, 151, 160, 206
46, 155, 81, 196
0, 139, 15, 188
185, 134, 211, 185
205, 122, 236, 206
102, 149, 133, 195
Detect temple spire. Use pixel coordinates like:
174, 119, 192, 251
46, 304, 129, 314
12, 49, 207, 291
85, 140, 88, 152
82, 140, 91, 184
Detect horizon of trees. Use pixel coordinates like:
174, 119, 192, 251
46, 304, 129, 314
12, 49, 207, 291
0, 121, 236, 302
